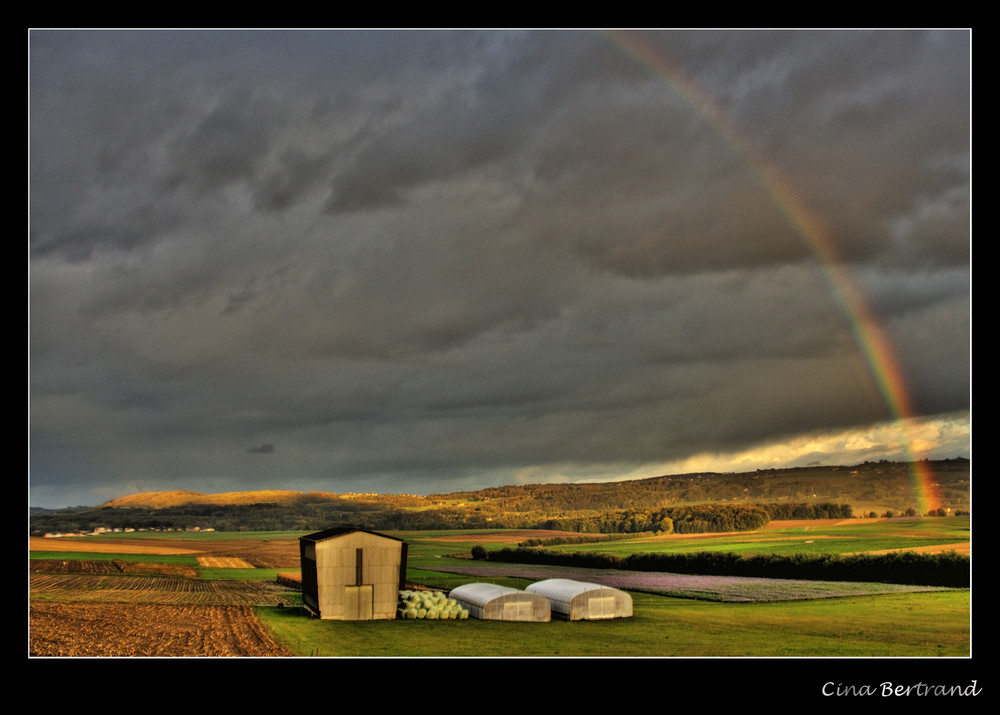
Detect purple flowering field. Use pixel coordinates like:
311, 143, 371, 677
426, 562, 949, 603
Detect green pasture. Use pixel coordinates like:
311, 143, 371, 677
538, 516, 970, 558
262, 525, 969, 657
257, 589, 970, 657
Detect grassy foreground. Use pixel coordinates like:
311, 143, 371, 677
256, 589, 970, 658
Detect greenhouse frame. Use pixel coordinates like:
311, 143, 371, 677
449, 582, 551, 622
525, 578, 633, 620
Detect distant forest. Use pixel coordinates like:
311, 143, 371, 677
29, 458, 969, 536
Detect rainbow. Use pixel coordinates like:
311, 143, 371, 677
604, 30, 942, 513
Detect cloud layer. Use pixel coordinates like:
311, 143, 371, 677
29, 30, 970, 507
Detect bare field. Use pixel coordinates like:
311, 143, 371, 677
29, 603, 293, 657
181, 538, 300, 568
29, 536, 200, 555
29, 537, 301, 657
30, 559, 200, 578
30, 573, 291, 607
30, 535, 301, 568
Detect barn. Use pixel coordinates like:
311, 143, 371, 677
525, 578, 633, 620
449, 582, 551, 622
299, 527, 407, 620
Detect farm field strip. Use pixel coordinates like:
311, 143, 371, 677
29, 536, 201, 555
580, 536, 971, 557
29, 535, 302, 569
549, 521, 970, 557
196, 556, 255, 568
417, 529, 584, 543
30, 559, 201, 578
29, 603, 293, 657
30, 573, 292, 606
423, 562, 957, 602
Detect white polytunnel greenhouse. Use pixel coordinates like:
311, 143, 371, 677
448, 582, 551, 622
525, 578, 633, 621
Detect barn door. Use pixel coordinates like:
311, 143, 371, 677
344, 547, 373, 619
344, 585, 374, 619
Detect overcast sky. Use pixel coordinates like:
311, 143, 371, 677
29, 29, 970, 508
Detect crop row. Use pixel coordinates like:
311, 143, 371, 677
30, 573, 291, 606
30, 602, 292, 657
30, 559, 200, 578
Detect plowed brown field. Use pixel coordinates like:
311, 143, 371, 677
30, 558, 201, 578
30, 573, 291, 606
29, 603, 293, 657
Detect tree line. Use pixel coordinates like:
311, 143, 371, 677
30, 499, 858, 536
484, 546, 969, 588
536, 502, 853, 535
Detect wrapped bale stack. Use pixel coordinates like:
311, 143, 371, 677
397, 589, 470, 620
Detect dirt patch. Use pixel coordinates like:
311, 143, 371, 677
29, 602, 292, 657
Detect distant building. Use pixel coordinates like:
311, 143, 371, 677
298, 527, 407, 620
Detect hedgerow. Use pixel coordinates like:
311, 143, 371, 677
485, 547, 969, 587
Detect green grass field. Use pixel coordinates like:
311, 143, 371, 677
256, 589, 970, 657
537, 517, 971, 557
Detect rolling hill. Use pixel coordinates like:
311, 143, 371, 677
30, 459, 969, 536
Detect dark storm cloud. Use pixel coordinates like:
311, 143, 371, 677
29, 29, 970, 507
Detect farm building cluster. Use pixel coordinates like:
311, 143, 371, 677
298, 527, 632, 622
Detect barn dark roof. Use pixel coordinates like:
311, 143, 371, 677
299, 526, 404, 543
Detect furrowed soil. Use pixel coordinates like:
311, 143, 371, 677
29, 603, 293, 657
30, 573, 292, 606
30, 559, 200, 578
